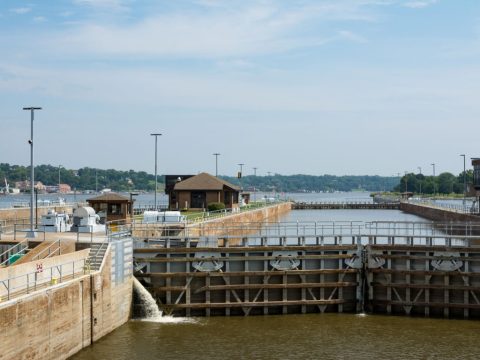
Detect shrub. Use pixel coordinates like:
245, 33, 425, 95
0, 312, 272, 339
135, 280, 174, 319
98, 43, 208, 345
208, 202, 225, 211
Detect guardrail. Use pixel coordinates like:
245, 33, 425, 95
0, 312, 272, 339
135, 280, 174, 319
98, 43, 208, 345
407, 198, 479, 215
131, 220, 480, 241
134, 231, 476, 249
31, 239, 62, 261
0, 239, 29, 266
0, 258, 87, 301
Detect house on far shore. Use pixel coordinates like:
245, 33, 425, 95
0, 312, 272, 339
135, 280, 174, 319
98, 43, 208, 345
166, 172, 240, 211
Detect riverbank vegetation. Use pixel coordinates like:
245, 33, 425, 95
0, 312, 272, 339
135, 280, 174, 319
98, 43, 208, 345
3, 163, 469, 195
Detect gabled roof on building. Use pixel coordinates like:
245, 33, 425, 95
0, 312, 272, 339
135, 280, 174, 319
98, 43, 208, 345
174, 172, 240, 191
87, 192, 131, 202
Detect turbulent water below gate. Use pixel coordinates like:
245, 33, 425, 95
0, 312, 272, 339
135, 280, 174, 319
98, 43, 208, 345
73, 206, 480, 359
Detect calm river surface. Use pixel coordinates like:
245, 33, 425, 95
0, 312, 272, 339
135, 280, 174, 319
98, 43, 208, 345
71, 193, 478, 360
72, 314, 480, 360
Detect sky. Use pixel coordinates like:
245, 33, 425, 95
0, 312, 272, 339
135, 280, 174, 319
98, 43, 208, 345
0, 0, 479, 177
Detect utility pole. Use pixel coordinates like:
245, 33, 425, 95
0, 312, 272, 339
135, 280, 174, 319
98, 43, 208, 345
58, 165, 62, 193
213, 153, 220, 177
431, 163, 436, 198
253, 167, 258, 202
238, 163, 244, 192
460, 154, 466, 209
23, 107, 41, 238
151, 133, 162, 210
417, 167, 422, 195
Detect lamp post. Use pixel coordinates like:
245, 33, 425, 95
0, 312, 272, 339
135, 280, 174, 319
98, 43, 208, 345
253, 167, 257, 202
238, 163, 244, 193
431, 163, 436, 198
58, 165, 62, 193
151, 133, 162, 210
404, 171, 408, 193
417, 167, 422, 195
460, 154, 466, 208
23, 106, 41, 238
213, 153, 220, 177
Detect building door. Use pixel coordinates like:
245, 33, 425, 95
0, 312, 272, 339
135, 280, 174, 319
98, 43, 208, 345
191, 191, 206, 209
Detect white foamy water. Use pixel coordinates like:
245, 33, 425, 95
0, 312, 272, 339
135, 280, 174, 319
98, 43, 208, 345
133, 278, 197, 324
133, 278, 162, 319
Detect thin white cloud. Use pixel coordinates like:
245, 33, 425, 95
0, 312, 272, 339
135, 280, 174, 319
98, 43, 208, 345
72, 0, 130, 12
10, 7, 32, 14
43, 2, 374, 59
33, 16, 47, 23
403, 0, 437, 9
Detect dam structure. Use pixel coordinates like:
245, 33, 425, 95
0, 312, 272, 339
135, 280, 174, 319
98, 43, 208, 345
3, 198, 480, 359
133, 218, 480, 319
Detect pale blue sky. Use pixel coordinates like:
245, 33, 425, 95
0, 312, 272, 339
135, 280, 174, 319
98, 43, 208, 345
0, 0, 478, 176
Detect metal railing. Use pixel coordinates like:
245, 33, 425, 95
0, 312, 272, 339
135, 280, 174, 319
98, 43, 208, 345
407, 198, 479, 215
134, 232, 476, 249
13, 224, 46, 241
0, 239, 29, 266
31, 239, 62, 261
0, 258, 88, 301
132, 220, 480, 248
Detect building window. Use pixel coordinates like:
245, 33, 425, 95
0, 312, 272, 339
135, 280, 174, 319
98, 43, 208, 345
108, 203, 122, 215
224, 191, 231, 205
191, 191, 206, 209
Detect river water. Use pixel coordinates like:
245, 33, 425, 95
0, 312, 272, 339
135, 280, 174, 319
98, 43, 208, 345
70, 192, 479, 359
73, 314, 480, 360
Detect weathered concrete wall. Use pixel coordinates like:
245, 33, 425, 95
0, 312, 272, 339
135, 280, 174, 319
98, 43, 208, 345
187, 202, 292, 237
0, 249, 90, 299
0, 243, 133, 360
400, 202, 480, 223
0, 205, 75, 226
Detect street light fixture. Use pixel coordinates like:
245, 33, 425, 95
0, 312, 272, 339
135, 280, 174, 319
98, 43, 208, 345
213, 153, 220, 177
417, 167, 422, 195
238, 163, 245, 192
23, 106, 41, 238
151, 133, 162, 210
58, 165, 63, 193
253, 167, 258, 202
460, 154, 466, 208
431, 163, 436, 198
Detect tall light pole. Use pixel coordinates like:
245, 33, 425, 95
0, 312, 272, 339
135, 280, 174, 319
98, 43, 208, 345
431, 163, 436, 198
404, 171, 408, 193
253, 167, 258, 202
151, 133, 162, 210
58, 165, 62, 193
238, 163, 244, 192
460, 154, 466, 208
213, 153, 220, 177
417, 167, 423, 196
23, 106, 42, 238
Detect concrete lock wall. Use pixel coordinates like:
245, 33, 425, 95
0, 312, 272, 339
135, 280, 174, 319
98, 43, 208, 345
0, 239, 133, 360
400, 202, 480, 222
187, 202, 292, 238
0, 205, 76, 227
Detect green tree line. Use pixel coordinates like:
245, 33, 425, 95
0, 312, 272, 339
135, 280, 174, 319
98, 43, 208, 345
1, 163, 409, 193
221, 174, 400, 192
394, 171, 473, 195
0, 163, 157, 192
